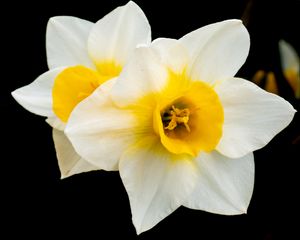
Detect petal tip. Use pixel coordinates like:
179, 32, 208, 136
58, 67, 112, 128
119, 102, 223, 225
11, 89, 24, 107
126, 1, 141, 10
132, 221, 147, 236
60, 174, 68, 180
47, 16, 61, 27
11, 89, 25, 108
11, 89, 18, 100
239, 206, 248, 215
11, 88, 25, 106
48, 16, 72, 24
223, 19, 243, 25
228, 204, 249, 215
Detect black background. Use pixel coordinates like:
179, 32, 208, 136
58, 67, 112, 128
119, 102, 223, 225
3, 0, 299, 239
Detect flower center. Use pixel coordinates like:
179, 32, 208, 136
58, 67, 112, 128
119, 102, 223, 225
151, 71, 224, 157
52, 62, 121, 123
162, 105, 191, 132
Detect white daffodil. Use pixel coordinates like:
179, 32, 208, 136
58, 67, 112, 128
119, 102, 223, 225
65, 20, 295, 234
11, 1, 151, 178
279, 40, 300, 98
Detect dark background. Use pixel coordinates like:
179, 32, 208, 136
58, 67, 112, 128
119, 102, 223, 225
2, 0, 299, 239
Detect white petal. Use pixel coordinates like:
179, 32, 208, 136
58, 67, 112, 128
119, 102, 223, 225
99, 77, 117, 93
184, 151, 254, 214
53, 129, 99, 178
111, 47, 168, 107
46, 16, 95, 69
65, 87, 135, 171
179, 20, 250, 84
151, 38, 188, 73
88, 1, 151, 65
216, 78, 296, 158
11, 68, 64, 117
279, 40, 299, 72
120, 139, 197, 234
46, 117, 66, 131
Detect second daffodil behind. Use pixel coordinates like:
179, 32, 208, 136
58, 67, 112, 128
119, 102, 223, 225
65, 20, 296, 234
11, 1, 151, 178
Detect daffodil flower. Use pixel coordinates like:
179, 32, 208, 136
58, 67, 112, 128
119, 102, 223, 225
66, 20, 295, 234
279, 40, 300, 98
11, 1, 151, 178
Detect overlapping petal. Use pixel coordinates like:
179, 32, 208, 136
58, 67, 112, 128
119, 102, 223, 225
215, 78, 296, 158
110, 47, 168, 107
184, 151, 254, 214
46, 117, 65, 131
88, 1, 151, 66
119, 138, 197, 234
65, 86, 136, 170
53, 129, 98, 178
11, 67, 64, 116
46, 16, 95, 69
180, 20, 250, 84
151, 38, 188, 73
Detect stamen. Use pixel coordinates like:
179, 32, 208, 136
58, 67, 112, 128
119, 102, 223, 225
163, 105, 191, 132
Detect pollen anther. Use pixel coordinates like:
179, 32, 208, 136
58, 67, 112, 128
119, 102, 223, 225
163, 105, 191, 132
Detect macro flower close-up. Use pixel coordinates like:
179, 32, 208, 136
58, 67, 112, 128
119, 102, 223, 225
11, 1, 151, 178
65, 20, 295, 234
5, 0, 299, 239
